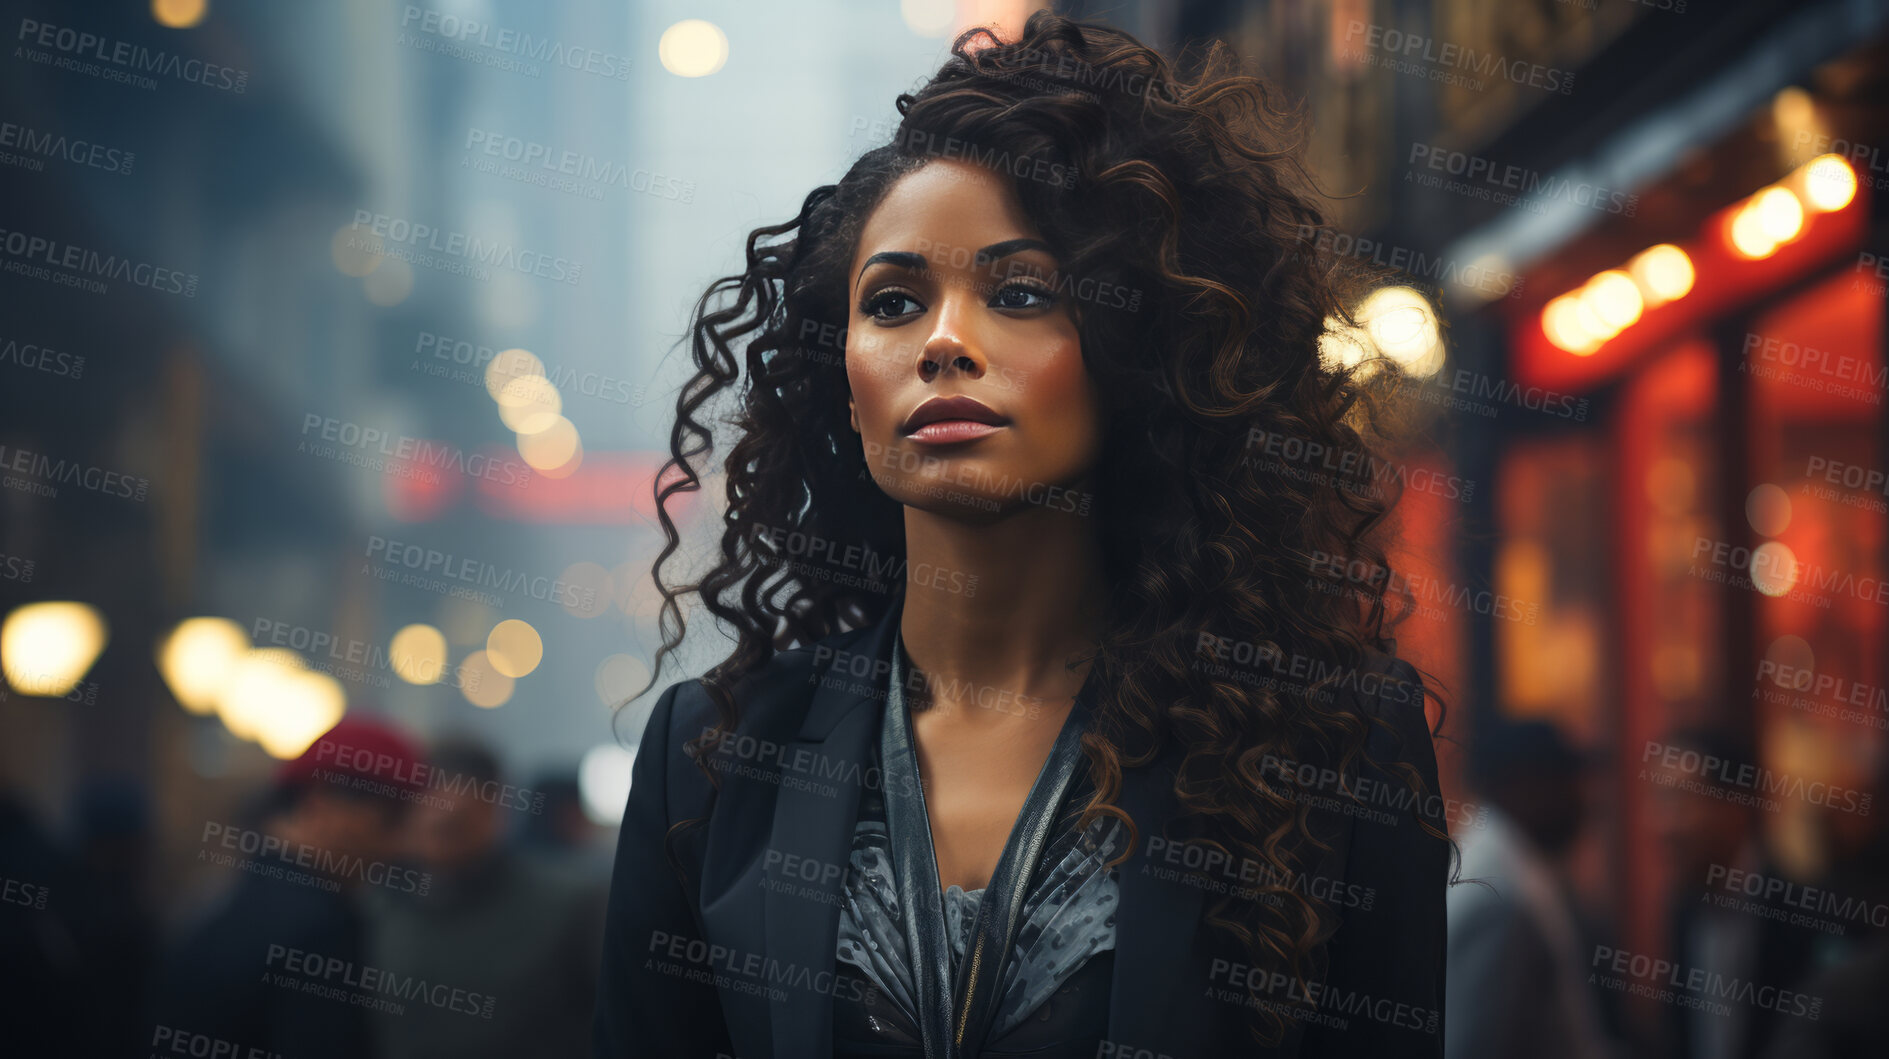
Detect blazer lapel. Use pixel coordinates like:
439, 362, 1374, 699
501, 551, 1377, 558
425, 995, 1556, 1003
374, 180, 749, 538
763, 595, 901, 1059
1110, 749, 1210, 1057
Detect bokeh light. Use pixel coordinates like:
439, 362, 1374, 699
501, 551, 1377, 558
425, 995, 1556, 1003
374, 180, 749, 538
2, 602, 109, 698
485, 619, 543, 678
659, 20, 729, 77
579, 743, 637, 825
158, 617, 250, 714
389, 624, 449, 685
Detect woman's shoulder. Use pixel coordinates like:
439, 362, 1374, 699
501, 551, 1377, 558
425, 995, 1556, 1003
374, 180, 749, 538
642, 623, 879, 760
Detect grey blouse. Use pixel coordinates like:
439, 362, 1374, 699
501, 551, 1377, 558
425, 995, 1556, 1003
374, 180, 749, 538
833, 635, 1125, 1044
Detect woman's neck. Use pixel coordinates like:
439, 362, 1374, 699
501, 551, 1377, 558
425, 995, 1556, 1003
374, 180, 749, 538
896, 498, 1107, 721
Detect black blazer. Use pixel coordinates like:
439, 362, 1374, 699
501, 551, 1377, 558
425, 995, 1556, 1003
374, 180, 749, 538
594, 599, 1448, 1058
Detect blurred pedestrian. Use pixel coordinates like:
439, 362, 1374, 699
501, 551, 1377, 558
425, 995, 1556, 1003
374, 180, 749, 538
1446, 719, 1613, 1059
149, 716, 422, 1058
367, 737, 605, 1059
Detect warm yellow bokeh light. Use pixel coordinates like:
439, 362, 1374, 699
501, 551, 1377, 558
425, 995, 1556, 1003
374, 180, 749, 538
2, 602, 108, 698
1358, 286, 1444, 378
594, 653, 650, 708
389, 624, 448, 686
900, 0, 957, 36
1628, 244, 1694, 306
255, 670, 346, 760
1803, 155, 1858, 212
486, 619, 543, 678
364, 258, 414, 307
214, 648, 307, 741
158, 617, 250, 714
659, 19, 729, 77
460, 650, 515, 708
484, 348, 545, 400
1750, 541, 1799, 598
518, 415, 581, 470
330, 225, 383, 277
1753, 187, 1805, 245
1582, 271, 1643, 333
152, 0, 208, 30
496, 375, 563, 434
1542, 294, 1601, 355
1728, 205, 1778, 260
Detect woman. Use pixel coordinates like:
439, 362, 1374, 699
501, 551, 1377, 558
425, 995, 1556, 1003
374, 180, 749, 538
596, 12, 1452, 1058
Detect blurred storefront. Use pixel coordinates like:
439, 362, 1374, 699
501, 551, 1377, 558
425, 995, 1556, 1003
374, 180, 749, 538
1124, 0, 1889, 1051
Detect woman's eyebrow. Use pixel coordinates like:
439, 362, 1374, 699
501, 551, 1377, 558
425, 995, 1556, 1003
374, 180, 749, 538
977, 237, 1053, 261
856, 250, 927, 286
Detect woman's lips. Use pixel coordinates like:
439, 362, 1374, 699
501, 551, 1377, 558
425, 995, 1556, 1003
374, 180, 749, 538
905, 420, 1007, 443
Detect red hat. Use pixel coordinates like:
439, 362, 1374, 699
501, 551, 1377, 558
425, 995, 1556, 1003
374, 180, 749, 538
277, 715, 426, 794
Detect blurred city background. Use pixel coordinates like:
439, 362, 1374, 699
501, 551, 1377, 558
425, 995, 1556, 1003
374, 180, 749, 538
3, 0, 1887, 1056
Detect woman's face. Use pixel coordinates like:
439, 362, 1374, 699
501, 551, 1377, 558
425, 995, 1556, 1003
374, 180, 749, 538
845, 159, 1102, 519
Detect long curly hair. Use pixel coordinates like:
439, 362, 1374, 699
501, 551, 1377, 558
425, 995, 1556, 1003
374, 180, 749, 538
638, 10, 1451, 1046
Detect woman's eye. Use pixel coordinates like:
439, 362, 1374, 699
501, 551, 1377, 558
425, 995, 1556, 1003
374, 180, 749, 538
992, 284, 1054, 310
863, 291, 922, 320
